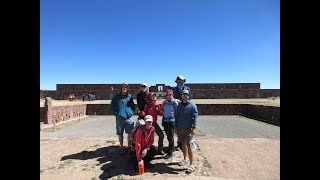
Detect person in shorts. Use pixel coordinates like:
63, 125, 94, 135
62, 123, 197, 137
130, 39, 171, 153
175, 89, 198, 173
110, 83, 135, 151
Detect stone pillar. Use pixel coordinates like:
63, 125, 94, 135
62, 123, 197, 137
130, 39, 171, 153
44, 97, 53, 124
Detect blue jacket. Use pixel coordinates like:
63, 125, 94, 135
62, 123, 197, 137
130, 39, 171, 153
173, 85, 192, 101
162, 99, 180, 123
110, 93, 135, 119
175, 101, 198, 130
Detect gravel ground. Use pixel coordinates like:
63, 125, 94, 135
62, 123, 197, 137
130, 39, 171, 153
40, 115, 279, 140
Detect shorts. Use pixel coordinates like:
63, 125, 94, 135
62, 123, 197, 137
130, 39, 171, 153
116, 116, 134, 135
177, 128, 193, 147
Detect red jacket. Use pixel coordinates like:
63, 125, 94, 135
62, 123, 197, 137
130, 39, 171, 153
130, 126, 155, 162
143, 101, 163, 123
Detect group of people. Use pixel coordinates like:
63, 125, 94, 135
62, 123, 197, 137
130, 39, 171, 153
68, 93, 76, 101
82, 93, 99, 101
110, 75, 198, 174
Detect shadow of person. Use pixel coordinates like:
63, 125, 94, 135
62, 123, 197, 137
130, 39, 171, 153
146, 162, 186, 175
60, 145, 186, 179
60, 145, 136, 179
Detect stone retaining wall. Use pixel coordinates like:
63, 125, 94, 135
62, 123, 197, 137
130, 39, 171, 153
40, 101, 280, 126
40, 89, 280, 100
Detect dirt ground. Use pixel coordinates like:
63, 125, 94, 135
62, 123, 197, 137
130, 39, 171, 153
40, 137, 279, 180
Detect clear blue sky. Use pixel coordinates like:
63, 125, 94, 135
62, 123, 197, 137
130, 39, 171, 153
40, 0, 280, 90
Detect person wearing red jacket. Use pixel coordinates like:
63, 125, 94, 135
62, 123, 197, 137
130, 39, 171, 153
142, 92, 165, 155
129, 115, 158, 173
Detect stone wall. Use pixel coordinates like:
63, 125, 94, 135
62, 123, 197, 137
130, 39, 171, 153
40, 107, 46, 122
85, 104, 280, 126
40, 89, 279, 100
40, 89, 141, 100
40, 102, 280, 126
51, 105, 86, 124
240, 104, 280, 126
196, 104, 242, 115
40, 97, 87, 125
185, 83, 260, 90
42, 83, 279, 100
57, 84, 142, 91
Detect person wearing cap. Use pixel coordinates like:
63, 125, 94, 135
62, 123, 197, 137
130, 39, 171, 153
160, 89, 180, 159
173, 75, 192, 101
142, 92, 165, 155
136, 83, 149, 120
173, 75, 192, 151
175, 89, 198, 173
128, 115, 158, 173
110, 83, 136, 150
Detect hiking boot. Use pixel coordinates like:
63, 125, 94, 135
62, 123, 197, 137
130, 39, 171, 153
164, 152, 173, 159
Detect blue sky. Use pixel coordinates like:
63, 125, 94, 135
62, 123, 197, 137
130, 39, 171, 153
40, 0, 280, 90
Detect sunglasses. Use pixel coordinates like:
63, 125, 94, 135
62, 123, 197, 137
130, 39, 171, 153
140, 85, 146, 88
181, 94, 189, 96
146, 121, 152, 124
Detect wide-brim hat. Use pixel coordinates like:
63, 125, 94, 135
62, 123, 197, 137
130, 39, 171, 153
175, 75, 186, 83
140, 83, 147, 87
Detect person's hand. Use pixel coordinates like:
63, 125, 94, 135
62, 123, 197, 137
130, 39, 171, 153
138, 160, 144, 166
141, 149, 147, 158
191, 128, 196, 135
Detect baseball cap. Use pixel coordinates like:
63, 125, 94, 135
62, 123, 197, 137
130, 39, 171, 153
145, 115, 153, 122
182, 89, 189, 95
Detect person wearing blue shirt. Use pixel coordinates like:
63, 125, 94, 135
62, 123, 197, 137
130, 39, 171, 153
160, 89, 180, 159
175, 89, 198, 173
173, 75, 192, 101
110, 83, 135, 152
173, 75, 192, 151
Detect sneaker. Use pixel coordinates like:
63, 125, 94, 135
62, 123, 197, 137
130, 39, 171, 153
164, 152, 173, 159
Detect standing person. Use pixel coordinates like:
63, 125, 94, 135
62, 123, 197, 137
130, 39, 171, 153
82, 94, 85, 102
173, 75, 192, 101
142, 92, 165, 155
175, 89, 198, 173
160, 89, 180, 159
128, 115, 158, 174
110, 83, 135, 151
173, 75, 192, 151
136, 83, 149, 120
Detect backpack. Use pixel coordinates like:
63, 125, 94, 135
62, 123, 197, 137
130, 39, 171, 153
130, 122, 144, 147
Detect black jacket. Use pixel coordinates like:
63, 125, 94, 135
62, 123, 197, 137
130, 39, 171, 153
136, 91, 149, 111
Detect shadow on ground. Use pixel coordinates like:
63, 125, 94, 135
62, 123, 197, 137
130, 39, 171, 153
61, 145, 186, 179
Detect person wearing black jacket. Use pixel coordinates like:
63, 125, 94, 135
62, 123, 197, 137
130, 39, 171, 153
136, 83, 149, 119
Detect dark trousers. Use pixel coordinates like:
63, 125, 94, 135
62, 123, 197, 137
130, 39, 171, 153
162, 122, 175, 153
153, 122, 164, 151
129, 145, 158, 172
